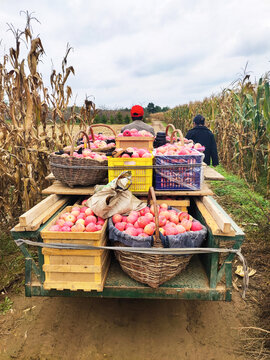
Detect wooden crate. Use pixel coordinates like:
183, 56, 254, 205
40, 206, 110, 292
115, 136, 154, 150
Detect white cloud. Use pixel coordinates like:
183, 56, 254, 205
0, 0, 270, 108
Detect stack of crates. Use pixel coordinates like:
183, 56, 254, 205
40, 206, 110, 292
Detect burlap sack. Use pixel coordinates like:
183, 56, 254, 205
86, 171, 146, 218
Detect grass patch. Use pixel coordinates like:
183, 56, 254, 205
0, 232, 25, 293
209, 165, 270, 232
0, 296, 13, 315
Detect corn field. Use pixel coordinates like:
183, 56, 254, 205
0, 13, 97, 225
165, 74, 270, 197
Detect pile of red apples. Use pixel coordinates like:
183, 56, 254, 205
116, 147, 152, 158
118, 129, 154, 137
60, 148, 107, 161
112, 203, 203, 237
49, 206, 105, 232
155, 143, 204, 156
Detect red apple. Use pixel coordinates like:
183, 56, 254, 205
159, 215, 167, 227
140, 207, 150, 216
159, 210, 170, 220
160, 203, 168, 210
80, 206, 88, 213
125, 227, 138, 236
178, 212, 190, 222
85, 223, 97, 232
85, 208, 94, 216
49, 225, 61, 231
77, 213, 86, 220
136, 228, 144, 235
121, 216, 128, 222
112, 214, 122, 224
137, 216, 151, 228
127, 214, 138, 224
70, 210, 80, 218
61, 225, 71, 232
63, 221, 74, 228
115, 222, 126, 231
55, 219, 65, 227
176, 224, 186, 233
71, 206, 81, 212
169, 213, 179, 225
145, 213, 154, 221
181, 219, 192, 231
190, 221, 203, 231
144, 223, 155, 236
76, 219, 85, 226
65, 214, 76, 223
85, 215, 97, 226
138, 232, 149, 237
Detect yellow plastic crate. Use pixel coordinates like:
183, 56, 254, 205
108, 156, 153, 193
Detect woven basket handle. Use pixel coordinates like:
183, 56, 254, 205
87, 124, 117, 141
165, 123, 176, 136
147, 187, 162, 246
70, 130, 90, 156
170, 129, 185, 146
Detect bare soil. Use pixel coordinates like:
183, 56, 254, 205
0, 291, 251, 360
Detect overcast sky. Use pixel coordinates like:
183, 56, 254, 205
1, 0, 270, 109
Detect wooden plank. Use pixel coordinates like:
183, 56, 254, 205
26, 197, 68, 231
155, 199, 190, 207
13, 223, 28, 232
42, 181, 213, 196
45, 173, 55, 181
203, 165, 225, 181
201, 196, 234, 234
194, 198, 236, 237
46, 167, 225, 182
19, 194, 61, 226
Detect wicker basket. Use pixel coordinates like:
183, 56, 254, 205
87, 124, 116, 153
49, 130, 108, 187
112, 187, 193, 288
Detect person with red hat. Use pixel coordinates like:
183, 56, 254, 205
121, 105, 155, 136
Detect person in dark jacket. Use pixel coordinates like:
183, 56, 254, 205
186, 114, 219, 166
121, 105, 155, 136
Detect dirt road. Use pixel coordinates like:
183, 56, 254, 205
0, 290, 250, 360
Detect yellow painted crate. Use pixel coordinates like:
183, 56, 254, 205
108, 156, 153, 193
115, 136, 154, 150
40, 205, 110, 292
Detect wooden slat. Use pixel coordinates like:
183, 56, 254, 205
201, 196, 234, 234
195, 198, 236, 237
27, 197, 68, 231
203, 165, 225, 181
155, 199, 190, 207
19, 194, 61, 226
42, 181, 213, 196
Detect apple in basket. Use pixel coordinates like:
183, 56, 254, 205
191, 221, 203, 231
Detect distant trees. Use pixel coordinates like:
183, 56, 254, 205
146, 102, 170, 114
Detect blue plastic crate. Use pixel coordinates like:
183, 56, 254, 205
154, 152, 204, 191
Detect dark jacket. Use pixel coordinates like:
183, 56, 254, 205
186, 125, 219, 166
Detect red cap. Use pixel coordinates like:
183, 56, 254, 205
131, 105, 144, 117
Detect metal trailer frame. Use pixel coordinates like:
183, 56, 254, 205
10, 197, 244, 301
